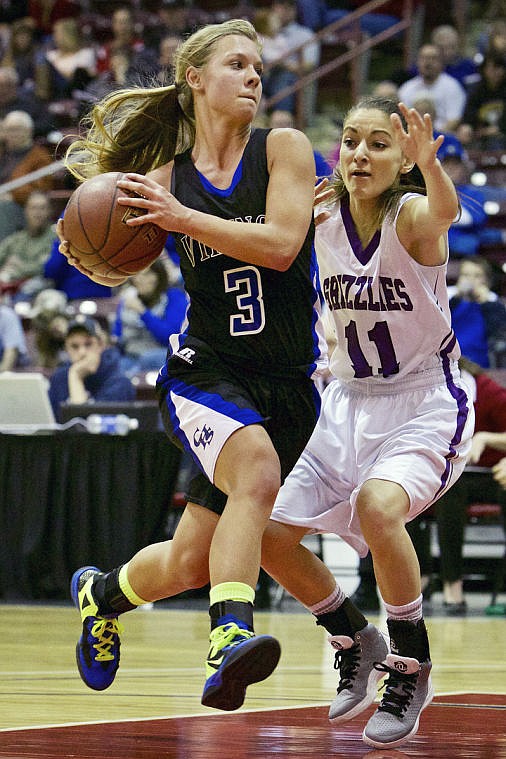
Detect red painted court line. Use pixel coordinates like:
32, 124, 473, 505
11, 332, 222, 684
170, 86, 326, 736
1, 695, 505, 758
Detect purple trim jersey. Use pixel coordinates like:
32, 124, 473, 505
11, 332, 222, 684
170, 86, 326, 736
316, 193, 460, 385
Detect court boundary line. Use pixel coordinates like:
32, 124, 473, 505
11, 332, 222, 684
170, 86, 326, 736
2, 690, 505, 733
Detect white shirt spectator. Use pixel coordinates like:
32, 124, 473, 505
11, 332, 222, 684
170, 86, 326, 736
399, 72, 467, 132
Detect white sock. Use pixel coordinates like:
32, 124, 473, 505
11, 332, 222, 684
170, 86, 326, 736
308, 584, 346, 616
383, 594, 423, 624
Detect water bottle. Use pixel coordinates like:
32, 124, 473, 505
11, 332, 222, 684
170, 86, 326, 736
86, 414, 139, 435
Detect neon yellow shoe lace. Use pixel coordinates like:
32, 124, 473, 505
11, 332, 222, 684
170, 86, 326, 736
209, 622, 254, 650
205, 623, 254, 678
90, 618, 124, 662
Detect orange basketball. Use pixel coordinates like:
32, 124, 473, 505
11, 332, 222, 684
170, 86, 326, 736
62, 172, 167, 277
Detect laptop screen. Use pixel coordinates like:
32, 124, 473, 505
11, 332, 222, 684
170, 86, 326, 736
0, 372, 56, 427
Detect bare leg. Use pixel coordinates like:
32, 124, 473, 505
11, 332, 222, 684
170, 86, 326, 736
357, 479, 421, 605
211, 425, 281, 589
127, 502, 217, 600
262, 520, 337, 605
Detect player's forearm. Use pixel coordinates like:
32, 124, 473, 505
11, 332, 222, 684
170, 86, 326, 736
422, 159, 459, 230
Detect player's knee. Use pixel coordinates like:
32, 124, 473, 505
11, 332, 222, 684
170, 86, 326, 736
356, 482, 406, 536
232, 448, 281, 507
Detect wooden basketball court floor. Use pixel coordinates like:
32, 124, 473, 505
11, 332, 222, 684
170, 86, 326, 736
1, 600, 505, 758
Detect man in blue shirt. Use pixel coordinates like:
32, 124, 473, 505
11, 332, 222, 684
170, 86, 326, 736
48, 316, 135, 419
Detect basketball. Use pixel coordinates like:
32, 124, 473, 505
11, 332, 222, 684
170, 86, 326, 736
62, 172, 167, 277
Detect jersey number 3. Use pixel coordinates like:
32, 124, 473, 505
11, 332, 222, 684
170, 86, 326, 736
224, 266, 265, 336
345, 319, 400, 378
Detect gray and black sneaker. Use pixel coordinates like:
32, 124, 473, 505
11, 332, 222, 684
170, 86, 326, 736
328, 623, 388, 723
362, 653, 434, 748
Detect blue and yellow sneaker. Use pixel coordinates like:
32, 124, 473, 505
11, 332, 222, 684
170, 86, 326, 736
201, 617, 281, 711
70, 566, 123, 691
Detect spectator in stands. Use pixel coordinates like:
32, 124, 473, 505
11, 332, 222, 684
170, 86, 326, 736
28, 287, 69, 368
95, 6, 157, 81
398, 44, 467, 133
0, 109, 54, 242
0, 1, 29, 26
456, 51, 506, 151
267, 108, 332, 179
28, 0, 80, 41
0, 296, 28, 370
151, 0, 195, 45
436, 138, 489, 258
31, 307, 69, 369
296, 0, 326, 31
449, 257, 506, 368
0, 17, 40, 91
430, 24, 480, 92
434, 356, 506, 614
486, 18, 506, 58
475, 12, 506, 58
0, 190, 55, 297
84, 49, 136, 103
110, 258, 188, 376
35, 17, 96, 102
260, 0, 320, 116
48, 315, 135, 419
43, 234, 114, 300
491, 454, 506, 485
0, 65, 53, 136
393, 24, 480, 91
156, 33, 181, 85
372, 79, 399, 99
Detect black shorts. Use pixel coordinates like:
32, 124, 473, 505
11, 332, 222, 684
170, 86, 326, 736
156, 337, 320, 515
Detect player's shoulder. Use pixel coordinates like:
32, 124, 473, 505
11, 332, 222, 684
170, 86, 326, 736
267, 127, 312, 152
266, 128, 314, 172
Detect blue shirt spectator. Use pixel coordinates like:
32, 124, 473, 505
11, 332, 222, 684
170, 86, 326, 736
48, 316, 135, 418
110, 258, 188, 375
449, 257, 506, 368
438, 140, 489, 257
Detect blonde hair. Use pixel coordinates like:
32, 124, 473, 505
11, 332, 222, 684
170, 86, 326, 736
65, 19, 261, 182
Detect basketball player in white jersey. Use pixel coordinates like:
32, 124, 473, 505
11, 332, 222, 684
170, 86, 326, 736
262, 98, 474, 749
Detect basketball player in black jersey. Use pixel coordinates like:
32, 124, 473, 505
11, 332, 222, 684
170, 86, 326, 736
57, 19, 327, 710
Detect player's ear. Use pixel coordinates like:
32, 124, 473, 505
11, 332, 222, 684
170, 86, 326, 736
186, 66, 202, 91
400, 157, 415, 174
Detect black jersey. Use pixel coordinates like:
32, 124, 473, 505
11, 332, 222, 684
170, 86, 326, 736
169, 128, 326, 379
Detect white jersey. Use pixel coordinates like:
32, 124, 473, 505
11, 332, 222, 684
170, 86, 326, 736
317, 193, 460, 388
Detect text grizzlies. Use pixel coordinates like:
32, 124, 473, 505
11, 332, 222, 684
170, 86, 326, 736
323, 274, 413, 312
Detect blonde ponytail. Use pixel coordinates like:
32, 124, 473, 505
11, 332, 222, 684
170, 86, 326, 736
64, 18, 261, 183
65, 84, 193, 182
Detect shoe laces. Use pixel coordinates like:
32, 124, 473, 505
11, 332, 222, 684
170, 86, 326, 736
333, 643, 360, 693
89, 617, 123, 662
373, 661, 419, 717
209, 622, 254, 651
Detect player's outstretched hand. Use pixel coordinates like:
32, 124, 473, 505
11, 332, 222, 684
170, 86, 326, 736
391, 102, 444, 175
